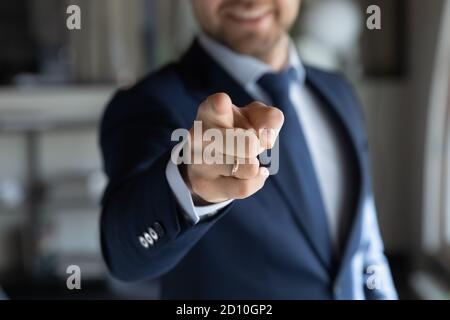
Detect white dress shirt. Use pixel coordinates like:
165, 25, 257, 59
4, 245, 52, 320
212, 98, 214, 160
166, 34, 351, 248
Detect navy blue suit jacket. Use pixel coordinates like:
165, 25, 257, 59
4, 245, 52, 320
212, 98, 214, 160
100, 41, 397, 299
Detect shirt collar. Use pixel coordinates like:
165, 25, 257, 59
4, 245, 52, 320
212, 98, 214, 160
197, 33, 306, 88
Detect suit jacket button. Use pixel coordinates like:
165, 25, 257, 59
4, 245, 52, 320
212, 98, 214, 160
139, 236, 149, 249
148, 227, 158, 241
144, 232, 154, 246
153, 222, 165, 238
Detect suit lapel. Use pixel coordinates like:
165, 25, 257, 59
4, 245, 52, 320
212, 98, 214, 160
305, 67, 366, 272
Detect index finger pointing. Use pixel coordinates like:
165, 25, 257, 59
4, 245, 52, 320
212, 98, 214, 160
197, 93, 235, 128
240, 102, 284, 149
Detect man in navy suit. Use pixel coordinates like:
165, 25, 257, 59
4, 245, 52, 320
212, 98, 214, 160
100, 0, 397, 299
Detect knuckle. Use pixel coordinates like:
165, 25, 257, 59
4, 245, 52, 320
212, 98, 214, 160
211, 92, 230, 102
267, 107, 285, 123
248, 134, 260, 156
257, 175, 268, 189
235, 180, 253, 199
241, 132, 260, 157
248, 101, 266, 108
197, 102, 208, 120
190, 176, 209, 196
211, 92, 231, 113
243, 164, 259, 179
206, 94, 217, 110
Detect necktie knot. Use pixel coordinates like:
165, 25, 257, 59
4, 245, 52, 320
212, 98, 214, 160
257, 67, 298, 113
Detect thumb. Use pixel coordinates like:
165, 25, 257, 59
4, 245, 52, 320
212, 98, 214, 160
197, 93, 235, 128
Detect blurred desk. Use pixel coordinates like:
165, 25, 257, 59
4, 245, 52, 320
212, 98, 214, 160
0, 86, 115, 275
0, 86, 114, 131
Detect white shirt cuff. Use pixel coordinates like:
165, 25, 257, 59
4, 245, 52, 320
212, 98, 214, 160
165, 156, 233, 225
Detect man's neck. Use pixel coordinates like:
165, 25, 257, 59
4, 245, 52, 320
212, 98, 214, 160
251, 34, 290, 71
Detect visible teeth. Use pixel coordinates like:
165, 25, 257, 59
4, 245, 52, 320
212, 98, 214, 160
229, 8, 271, 20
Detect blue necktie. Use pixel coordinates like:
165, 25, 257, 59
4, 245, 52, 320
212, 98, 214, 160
258, 68, 333, 266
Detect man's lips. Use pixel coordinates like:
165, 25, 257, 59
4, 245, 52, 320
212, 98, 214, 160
224, 7, 274, 25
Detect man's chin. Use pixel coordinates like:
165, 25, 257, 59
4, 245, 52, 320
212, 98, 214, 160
224, 34, 281, 57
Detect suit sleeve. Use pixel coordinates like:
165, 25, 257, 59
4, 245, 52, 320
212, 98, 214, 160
362, 196, 398, 300
99, 88, 233, 282
165, 150, 233, 224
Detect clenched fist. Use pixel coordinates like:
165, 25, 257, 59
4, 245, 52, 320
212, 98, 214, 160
180, 93, 284, 205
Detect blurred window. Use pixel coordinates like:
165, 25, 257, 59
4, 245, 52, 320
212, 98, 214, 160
423, 0, 450, 273
443, 78, 450, 264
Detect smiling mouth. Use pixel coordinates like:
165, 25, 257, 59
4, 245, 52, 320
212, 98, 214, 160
225, 7, 274, 25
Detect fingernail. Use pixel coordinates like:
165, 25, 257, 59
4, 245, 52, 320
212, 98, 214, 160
267, 129, 275, 147
261, 167, 270, 177
261, 128, 274, 148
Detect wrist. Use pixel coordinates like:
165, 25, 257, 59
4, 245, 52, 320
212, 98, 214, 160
179, 163, 213, 206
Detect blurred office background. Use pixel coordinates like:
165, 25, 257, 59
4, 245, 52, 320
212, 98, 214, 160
0, 0, 449, 299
